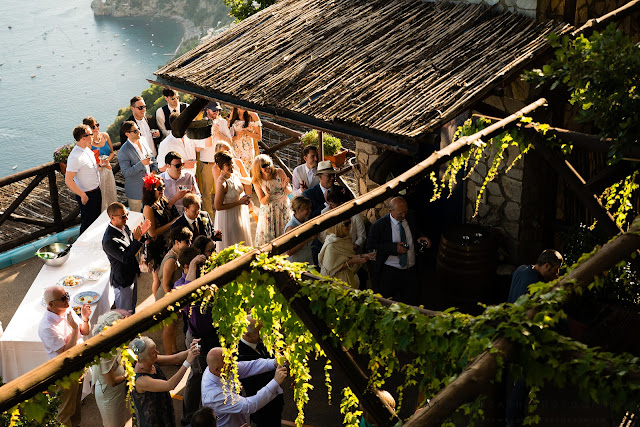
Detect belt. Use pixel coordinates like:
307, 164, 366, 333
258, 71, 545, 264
200, 161, 214, 164
86, 187, 100, 193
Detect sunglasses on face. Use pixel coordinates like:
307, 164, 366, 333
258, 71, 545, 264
135, 105, 147, 110
261, 163, 271, 169
128, 129, 140, 134
54, 292, 70, 303
156, 185, 165, 191
172, 163, 183, 169
83, 133, 93, 138
343, 221, 351, 227
92, 124, 100, 129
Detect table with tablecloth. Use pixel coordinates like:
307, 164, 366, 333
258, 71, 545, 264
0, 210, 143, 383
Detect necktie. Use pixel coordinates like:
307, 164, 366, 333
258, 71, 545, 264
399, 221, 407, 268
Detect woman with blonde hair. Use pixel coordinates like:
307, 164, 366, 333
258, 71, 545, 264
130, 336, 200, 427
252, 154, 291, 246
91, 310, 130, 427
284, 196, 314, 264
213, 151, 253, 251
318, 220, 372, 288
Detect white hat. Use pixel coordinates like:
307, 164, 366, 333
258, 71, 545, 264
316, 160, 337, 175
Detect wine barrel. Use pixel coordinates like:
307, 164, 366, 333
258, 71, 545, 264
436, 224, 497, 310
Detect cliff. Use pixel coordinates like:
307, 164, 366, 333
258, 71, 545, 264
91, 0, 232, 38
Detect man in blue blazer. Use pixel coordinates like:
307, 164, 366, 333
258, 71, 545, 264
118, 121, 158, 212
102, 202, 150, 313
303, 160, 336, 219
366, 196, 431, 304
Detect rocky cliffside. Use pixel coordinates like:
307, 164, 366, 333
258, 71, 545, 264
91, 0, 232, 39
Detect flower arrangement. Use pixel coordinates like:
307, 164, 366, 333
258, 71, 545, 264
53, 142, 76, 164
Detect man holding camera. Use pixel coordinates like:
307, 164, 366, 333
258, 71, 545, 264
366, 196, 431, 304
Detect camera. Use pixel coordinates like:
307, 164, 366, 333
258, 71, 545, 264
417, 240, 430, 253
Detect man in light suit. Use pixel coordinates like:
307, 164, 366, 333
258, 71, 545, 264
237, 315, 285, 427
119, 95, 162, 155
366, 196, 431, 304
170, 193, 221, 241
117, 121, 158, 212
102, 202, 150, 313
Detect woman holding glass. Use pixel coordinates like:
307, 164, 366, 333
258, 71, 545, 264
84, 116, 117, 211
318, 220, 372, 288
229, 107, 262, 173
252, 154, 291, 246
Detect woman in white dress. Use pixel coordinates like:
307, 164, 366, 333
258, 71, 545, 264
213, 151, 253, 252
84, 116, 117, 211
91, 310, 130, 427
229, 107, 262, 174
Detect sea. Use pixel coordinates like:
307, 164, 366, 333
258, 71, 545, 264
0, 0, 184, 178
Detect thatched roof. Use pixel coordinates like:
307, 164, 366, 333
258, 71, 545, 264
154, 0, 570, 150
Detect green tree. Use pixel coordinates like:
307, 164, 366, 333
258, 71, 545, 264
222, 0, 275, 21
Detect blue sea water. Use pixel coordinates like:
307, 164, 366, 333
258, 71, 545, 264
0, 0, 184, 177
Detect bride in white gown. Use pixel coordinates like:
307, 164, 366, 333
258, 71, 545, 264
213, 150, 253, 252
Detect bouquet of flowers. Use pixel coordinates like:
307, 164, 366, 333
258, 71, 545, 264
53, 142, 76, 164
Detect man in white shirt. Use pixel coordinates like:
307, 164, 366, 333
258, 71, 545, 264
202, 347, 287, 427
196, 101, 232, 216
65, 124, 102, 234
155, 88, 189, 138
157, 112, 199, 176
161, 151, 200, 214
292, 145, 319, 196
120, 96, 161, 156
38, 285, 90, 427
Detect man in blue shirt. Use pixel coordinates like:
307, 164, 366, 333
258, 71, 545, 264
507, 249, 563, 303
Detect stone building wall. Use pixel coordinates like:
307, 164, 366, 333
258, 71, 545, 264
450, 0, 538, 17
354, 141, 389, 224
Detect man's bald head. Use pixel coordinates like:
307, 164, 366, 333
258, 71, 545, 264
243, 314, 263, 344
389, 197, 408, 222
206, 347, 225, 377
44, 286, 68, 315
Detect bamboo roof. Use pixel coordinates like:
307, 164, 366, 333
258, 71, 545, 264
154, 0, 571, 150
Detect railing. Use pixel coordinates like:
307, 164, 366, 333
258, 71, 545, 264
0, 162, 79, 253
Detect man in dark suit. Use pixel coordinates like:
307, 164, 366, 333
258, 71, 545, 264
302, 160, 336, 219
366, 196, 431, 304
237, 315, 285, 427
102, 202, 150, 313
171, 193, 221, 241
119, 95, 163, 153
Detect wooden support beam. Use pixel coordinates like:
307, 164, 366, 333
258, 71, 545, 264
525, 129, 623, 236
8, 214, 54, 228
171, 97, 210, 138
571, 0, 640, 38
48, 169, 63, 230
403, 215, 640, 426
0, 98, 548, 413
264, 136, 300, 155
273, 271, 400, 426
0, 163, 56, 187
585, 162, 638, 194
262, 120, 303, 138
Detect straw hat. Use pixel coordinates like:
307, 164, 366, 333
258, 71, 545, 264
316, 160, 337, 175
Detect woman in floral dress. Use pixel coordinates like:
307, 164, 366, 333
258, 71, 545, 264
229, 107, 262, 174
252, 154, 291, 246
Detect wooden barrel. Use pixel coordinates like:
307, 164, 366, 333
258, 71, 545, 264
436, 224, 497, 309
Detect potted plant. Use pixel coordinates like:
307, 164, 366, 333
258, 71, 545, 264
53, 142, 76, 174
300, 130, 346, 166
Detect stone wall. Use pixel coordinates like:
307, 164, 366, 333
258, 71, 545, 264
443, 0, 537, 18
354, 141, 389, 224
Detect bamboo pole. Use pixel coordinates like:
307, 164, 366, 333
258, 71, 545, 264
0, 97, 547, 412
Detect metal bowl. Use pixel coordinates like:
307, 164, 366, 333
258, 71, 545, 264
36, 243, 70, 267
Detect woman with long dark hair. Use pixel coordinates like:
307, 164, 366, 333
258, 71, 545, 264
84, 116, 117, 211
229, 107, 262, 173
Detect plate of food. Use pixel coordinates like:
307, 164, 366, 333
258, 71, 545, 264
57, 275, 85, 288
73, 291, 100, 305
85, 270, 105, 281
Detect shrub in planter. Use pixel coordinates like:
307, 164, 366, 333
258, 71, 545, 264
300, 130, 343, 157
53, 142, 76, 164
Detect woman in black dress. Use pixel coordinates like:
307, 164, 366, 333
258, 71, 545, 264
130, 336, 200, 427
141, 174, 180, 299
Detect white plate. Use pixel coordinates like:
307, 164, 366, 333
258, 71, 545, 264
73, 291, 100, 305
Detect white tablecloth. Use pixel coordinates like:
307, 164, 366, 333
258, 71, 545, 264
0, 210, 144, 382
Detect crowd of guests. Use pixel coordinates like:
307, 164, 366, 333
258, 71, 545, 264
52, 89, 443, 426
